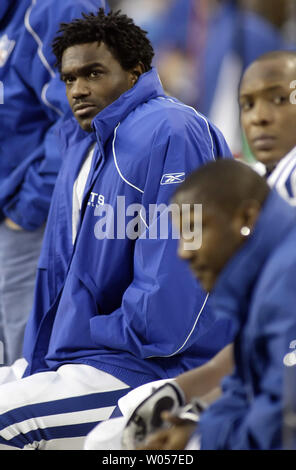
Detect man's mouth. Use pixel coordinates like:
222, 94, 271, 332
73, 103, 97, 117
252, 135, 276, 151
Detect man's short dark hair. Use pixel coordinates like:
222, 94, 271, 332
173, 159, 270, 217
52, 9, 154, 72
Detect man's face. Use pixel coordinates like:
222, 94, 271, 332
239, 57, 296, 170
173, 199, 243, 293
61, 42, 136, 132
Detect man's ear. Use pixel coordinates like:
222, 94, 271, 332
129, 62, 146, 86
232, 199, 261, 238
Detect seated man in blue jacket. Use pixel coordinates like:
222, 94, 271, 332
0, 9, 233, 450
187, 160, 296, 449
138, 159, 296, 450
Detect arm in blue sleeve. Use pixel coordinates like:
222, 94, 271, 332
3, 0, 108, 230
200, 271, 296, 450
3, 120, 66, 230
209, 120, 233, 159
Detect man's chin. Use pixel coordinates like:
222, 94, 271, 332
196, 273, 214, 294
202, 283, 213, 294
77, 119, 93, 133
254, 150, 282, 169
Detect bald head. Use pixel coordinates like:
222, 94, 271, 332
239, 51, 296, 170
174, 159, 269, 215
173, 159, 270, 292
243, 51, 296, 84
254, 50, 296, 64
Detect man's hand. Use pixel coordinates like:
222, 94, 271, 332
137, 412, 197, 450
4, 218, 22, 231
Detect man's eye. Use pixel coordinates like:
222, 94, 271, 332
240, 101, 253, 111
63, 76, 74, 85
89, 71, 101, 78
273, 95, 287, 105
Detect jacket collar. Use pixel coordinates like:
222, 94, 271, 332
209, 190, 296, 333
267, 145, 296, 187
91, 67, 165, 146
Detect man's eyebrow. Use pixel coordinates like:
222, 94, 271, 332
239, 84, 288, 98
61, 62, 106, 76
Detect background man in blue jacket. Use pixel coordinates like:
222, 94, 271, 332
0, 9, 233, 449
0, 0, 108, 366
184, 160, 296, 449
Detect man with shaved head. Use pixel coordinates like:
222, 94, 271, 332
175, 159, 296, 449
134, 159, 296, 450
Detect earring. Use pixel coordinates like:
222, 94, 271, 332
240, 226, 251, 237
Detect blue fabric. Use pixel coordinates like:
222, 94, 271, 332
268, 147, 296, 204
0, 388, 128, 433
199, 190, 296, 449
0, 0, 108, 230
23, 68, 234, 388
0, 1, 16, 22
199, 2, 292, 115
0, 422, 98, 449
0, 386, 128, 449
142, 0, 193, 51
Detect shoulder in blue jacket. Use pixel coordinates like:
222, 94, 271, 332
268, 146, 296, 205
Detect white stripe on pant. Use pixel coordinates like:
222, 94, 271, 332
0, 359, 130, 450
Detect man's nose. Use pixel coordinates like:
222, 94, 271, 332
71, 78, 91, 99
251, 100, 272, 126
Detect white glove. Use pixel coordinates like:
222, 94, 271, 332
121, 381, 185, 450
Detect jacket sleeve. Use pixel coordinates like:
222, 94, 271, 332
209, 120, 233, 158
2, 0, 108, 230
200, 270, 296, 450
90, 123, 232, 359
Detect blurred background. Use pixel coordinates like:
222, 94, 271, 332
108, 0, 296, 159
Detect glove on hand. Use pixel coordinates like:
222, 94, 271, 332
121, 381, 185, 450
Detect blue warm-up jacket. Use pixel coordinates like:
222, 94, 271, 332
200, 190, 296, 449
23, 68, 234, 388
0, 0, 108, 230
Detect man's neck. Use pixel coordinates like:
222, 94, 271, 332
265, 163, 277, 177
